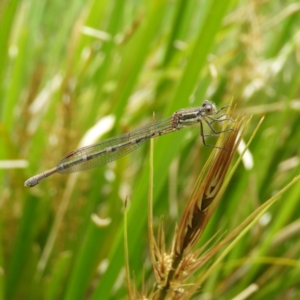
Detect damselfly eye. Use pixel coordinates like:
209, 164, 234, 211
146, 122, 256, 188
206, 105, 212, 113
202, 100, 209, 107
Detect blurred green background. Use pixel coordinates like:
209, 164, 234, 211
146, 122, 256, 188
1, 0, 300, 299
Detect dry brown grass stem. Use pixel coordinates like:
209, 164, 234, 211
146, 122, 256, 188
152, 116, 245, 300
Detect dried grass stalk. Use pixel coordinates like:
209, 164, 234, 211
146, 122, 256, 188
151, 116, 245, 300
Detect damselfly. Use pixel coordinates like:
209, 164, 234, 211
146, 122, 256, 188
24, 100, 234, 187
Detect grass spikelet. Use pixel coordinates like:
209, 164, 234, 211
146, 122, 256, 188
148, 116, 245, 299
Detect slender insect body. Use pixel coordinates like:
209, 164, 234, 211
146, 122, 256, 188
24, 100, 233, 187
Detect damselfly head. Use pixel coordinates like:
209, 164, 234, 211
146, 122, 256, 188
202, 100, 217, 115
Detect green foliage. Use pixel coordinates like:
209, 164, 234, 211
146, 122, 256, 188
1, 0, 300, 299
